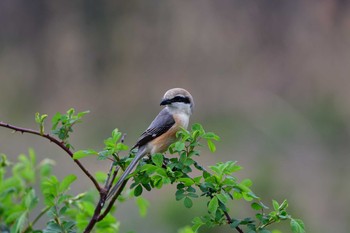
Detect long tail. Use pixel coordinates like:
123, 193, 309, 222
107, 147, 146, 200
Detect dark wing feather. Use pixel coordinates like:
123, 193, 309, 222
131, 108, 175, 149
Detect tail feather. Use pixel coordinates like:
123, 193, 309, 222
107, 147, 146, 200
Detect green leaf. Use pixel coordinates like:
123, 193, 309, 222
279, 199, 289, 210
140, 164, 159, 174
251, 202, 263, 211
174, 141, 185, 152
216, 193, 228, 204
111, 128, 121, 140
208, 196, 219, 214
14, 212, 27, 233
135, 196, 150, 217
35, 112, 41, 123
116, 143, 129, 151
230, 219, 241, 228
73, 149, 97, 159
290, 219, 305, 233
59, 174, 77, 193
134, 185, 143, 197
272, 200, 279, 211
24, 188, 38, 210
178, 178, 194, 186
192, 217, 205, 232
241, 179, 253, 187
176, 189, 186, 201
77, 110, 90, 119
184, 197, 193, 208
95, 171, 107, 183
178, 226, 195, 233
202, 132, 221, 141
51, 112, 62, 130
191, 123, 204, 133
207, 140, 216, 152
152, 153, 164, 167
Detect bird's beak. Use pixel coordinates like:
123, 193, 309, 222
160, 98, 172, 106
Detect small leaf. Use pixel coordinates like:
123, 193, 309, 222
208, 196, 219, 214
202, 132, 221, 141
191, 123, 204, 133
59, 174, 77, 192
116, 143, 129, 151
230, 219, 241, 228
134, 185, 143, 197
51, 112, 62, 130
141, 164, 159, 174
14, 212, 27, 233
35, 112, 41, 123
95, 171, 107, 183
174, 141, 185, 152
241, 179, 253, 187
290, 219, 305, 233
216, 193, 228, 204
184, 197, 193, 208
207, 140, 216, 152
152, 153, 164, 167
272, 200, 279, 211
73, 149, 97, 159
24, 188, 38, 210
176, 189, 186, 201
136, 196, 150, 217
178, 178, 194, 186
77, 110, 90, 118
192, 217, 205, 232
251, 202, 263, 211
279, 199, 289, 210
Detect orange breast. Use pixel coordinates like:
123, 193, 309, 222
149, 114, 188, 154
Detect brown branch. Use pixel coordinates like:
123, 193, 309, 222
0, 121, 101, 192
98, 179, 128, 221
223, 210, 244, 233
84, 136, 127, 232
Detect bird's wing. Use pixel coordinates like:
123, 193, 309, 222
132, 108, 175, 149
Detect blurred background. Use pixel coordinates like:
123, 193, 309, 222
1, 1, 350, 232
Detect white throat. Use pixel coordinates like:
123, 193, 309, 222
166, 102, 192, 116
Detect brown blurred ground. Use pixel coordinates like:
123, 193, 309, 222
1, 1, 350, 232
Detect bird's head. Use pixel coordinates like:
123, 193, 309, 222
160, 88, 194, 115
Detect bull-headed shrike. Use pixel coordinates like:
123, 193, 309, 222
107, 88, 194, 199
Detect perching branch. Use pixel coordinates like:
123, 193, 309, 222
0, 121, 132, 233
0, 121, 101, 192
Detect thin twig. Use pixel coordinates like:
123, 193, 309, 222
106, 166, 119, 191
98, 179, 128, 221
104, 163, 115, 188
223, 211, 244, 233
84, 136, 127, 232
0, 122, 101, 192
23, 206, 51, 232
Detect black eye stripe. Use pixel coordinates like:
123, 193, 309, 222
171, 96, 191, 104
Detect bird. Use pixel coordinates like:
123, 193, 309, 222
107, 88, 194, 200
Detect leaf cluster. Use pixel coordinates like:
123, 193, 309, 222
0, 150, 119, 233
51, 109, 89, 148
1, 108, 305, 233
120, 124, 305, 233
